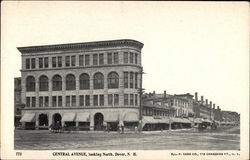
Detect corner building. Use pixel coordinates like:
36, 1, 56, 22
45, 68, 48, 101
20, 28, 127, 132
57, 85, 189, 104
18, 39, 143, 130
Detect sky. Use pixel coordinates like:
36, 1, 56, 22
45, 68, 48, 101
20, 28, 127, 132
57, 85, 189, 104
1, 1, 249, 114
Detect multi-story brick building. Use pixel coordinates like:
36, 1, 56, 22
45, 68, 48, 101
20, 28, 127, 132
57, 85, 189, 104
18, 39, 143, 130
14, 77, 24, 127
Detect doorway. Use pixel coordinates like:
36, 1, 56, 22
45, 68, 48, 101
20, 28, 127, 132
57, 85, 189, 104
94, 113, 104, 130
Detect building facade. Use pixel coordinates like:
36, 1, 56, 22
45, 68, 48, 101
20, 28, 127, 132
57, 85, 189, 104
18, 39, 143, 130
14, 77, 24, 127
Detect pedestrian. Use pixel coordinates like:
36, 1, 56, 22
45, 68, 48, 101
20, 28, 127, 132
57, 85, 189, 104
134, 126, 138, 133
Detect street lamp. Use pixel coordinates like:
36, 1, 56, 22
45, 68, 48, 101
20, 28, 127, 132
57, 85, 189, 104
138, 67, 145, 133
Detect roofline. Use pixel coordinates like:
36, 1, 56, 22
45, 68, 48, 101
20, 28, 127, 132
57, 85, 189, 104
17, 39, 144, 54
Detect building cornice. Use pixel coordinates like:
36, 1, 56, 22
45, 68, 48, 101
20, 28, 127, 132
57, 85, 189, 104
17, 39, 144, 54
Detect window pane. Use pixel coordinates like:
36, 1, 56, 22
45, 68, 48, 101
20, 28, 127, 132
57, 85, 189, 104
31, 58, 36, 69
39, 58, 43, 68
99, 54, 104, 65
93, 54, 98, 65
79, 55, 84, 66
124, 94, 128, 105
52, 96, 57, 107
114, 52, 118, 64
99, 95, 104, 106
26, 59, 30, 69
94, 73, 104, 89
108, 53, 112, 64
44, 96, 49, 107
135, 53, 138, 64
58, 96, 62, 107
52, 57, 57, 67
26, 97, 30, 107
135, 94, 138, 106
108, 94, 113, 106
79, 95, 84, 106
32, 97, 36, 107
124, 52, 128, 63
130, 94, 134, 105
26, 76, 35, 92
108, 72, 119, 89
66, 56, 70, 66
85, 55, 90, 66
52, 75, 62, 91
124, 72, 128, 88
39, 76, 49, 91
66, 96, 70, 106
85, 95, 90, 106
58, 56, 62, 67
94, 95, 98, 106
80, 73, 90, 90
135, 73, 138, 89
130, 72, 134, 88
72, 96, 76, 106
44, 57, 48, 68
71, 56, 76, 66
39, 96, 43, 107
129, 52, 134, 64
114, 94, 119, 105
66, 74, 76, 90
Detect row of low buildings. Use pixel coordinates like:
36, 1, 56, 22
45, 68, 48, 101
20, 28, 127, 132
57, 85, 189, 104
14, 39, 240, 131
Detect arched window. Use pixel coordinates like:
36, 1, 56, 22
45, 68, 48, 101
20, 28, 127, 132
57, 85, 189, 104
26, 76, 35, 92
108, 72, 119, 88
52, 75, 62, 91
79, 73, 90, 90
93, 72, 104, 89
66, 74, 76, 90
39, 75, 49, 91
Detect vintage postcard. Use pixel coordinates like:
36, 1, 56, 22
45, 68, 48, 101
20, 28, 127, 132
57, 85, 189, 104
1, 1, 249, 160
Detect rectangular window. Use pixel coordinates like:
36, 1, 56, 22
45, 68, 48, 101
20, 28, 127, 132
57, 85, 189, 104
108, 53, 112, 64
130, 72, 134, 88
85, 95, 90, 106
66, 96, 70, 106
66, 56, 70, 67
72, 96, 76, 106
52, 57, 57, 68
31, 58, 36, 69
135, 53, 138, 64
79, 55, 84, 66
99, 54, 104, 65
44, 96, 49, 107
39, 96, 43, 107
135, 94, 138, 106
130, 94, 134, 105
114, 52, 118, 64
31, 97, 36, 107
26, 97, 30, 107
129, 52, 134, 64
94, 95, 98, 106
79, 95, 84, 106
114, 94, 119, 106
26, 59, 30, 69
124, 52, 128, 63
58, 56, 62, 67
58, 96, 62, 107
135, 72, 138, 89
85, 55, 90, 66
39, 58, 43, 68
71, 56, 76, 66
93, 54, 98, 65
124, 72, 128, 88
124, 94, 128, 105
108, 94, 113, 106
99, 95, 104, 106
52, 96, 57, 107
44, 57, 48, 68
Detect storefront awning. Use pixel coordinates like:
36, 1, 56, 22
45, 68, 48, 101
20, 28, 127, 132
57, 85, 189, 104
62, 113, 76, 122
171, 117, 191, 124
123, 112, 139, 122
75, 113, 90, 122
104, 112, 119, 122
202, 119, 212, 123
20, 113, 35, 122
193, 118, 203, 124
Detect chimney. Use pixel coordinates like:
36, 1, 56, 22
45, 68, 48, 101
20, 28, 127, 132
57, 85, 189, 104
164, 90, 166, 98
201, 96, 204, 103
205, 99, 208, 106
153, 91, 155, 95
217, 106, 219, 110
213, 103, 215, 109
195, 92, 198, 101
209, 101, 212, 108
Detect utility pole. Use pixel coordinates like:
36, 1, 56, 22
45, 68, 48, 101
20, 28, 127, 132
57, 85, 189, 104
138, 67, 145, 133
